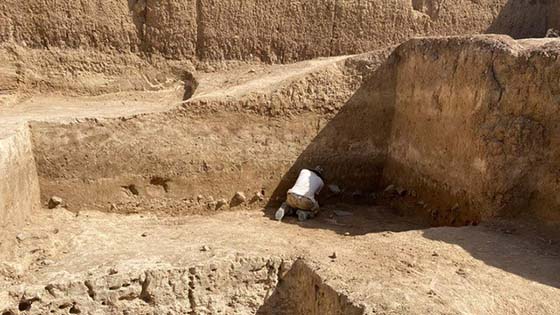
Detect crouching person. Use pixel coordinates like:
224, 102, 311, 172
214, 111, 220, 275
275, 166, 325, 221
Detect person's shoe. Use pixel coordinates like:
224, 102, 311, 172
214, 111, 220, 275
275, 203, 287, 221
296, 210, 312, 222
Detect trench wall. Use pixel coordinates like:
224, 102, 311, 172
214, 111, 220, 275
0, 0, 553, 62
30, 112, 322, 213
29, 57, 370, 213
0, 125, 40, 230
549, 2, 560, 32
268, 55, 397, 199
257, 260, 365, 315
383, 36, 560, 224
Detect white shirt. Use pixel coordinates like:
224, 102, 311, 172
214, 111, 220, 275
288, 169, 324, 201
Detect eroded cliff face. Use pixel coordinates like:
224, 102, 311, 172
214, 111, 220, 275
0, 0, 552, 62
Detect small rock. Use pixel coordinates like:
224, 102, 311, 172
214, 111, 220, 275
216, 199, 228, 209
48, 196, 64, 209
381, 231, 393, 237
352, 190, 363, 198
109, 268, 118, 275
69, 305, 81, 314
546, 28, 560, 38
432, 252, 439, 257
254, 191, 265, 201
384, 184, 395, 192
123, 184, 139, 196
200, 245, 210, 252
209, 263, 218, 271
231, 192, 246, 206
16, 233, 27, 242
329, 252, 337, 259
344, 232, 350, 236
141, 232, 148, 237
110, 203, 118, 211
41, 260, 55, 266
502, 228, 515, 235
328, 184, 341, 194
207, 201, 217, 210
395, 187, 406, 196
248, 68, 256, 73
197, 195, 204, 203
334, 210, 353, 217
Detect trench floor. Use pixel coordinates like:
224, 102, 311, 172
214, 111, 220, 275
1, 205, 559, 314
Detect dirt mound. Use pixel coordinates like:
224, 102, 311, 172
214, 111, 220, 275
1, 257, 362, 315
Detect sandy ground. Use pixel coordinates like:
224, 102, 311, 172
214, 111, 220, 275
2, 205, 559, 314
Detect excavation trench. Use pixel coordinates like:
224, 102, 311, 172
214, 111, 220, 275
27, 108, 471, 227
2, 259, 364, 315
5, 35, 560, 241
23, 36, 527, 228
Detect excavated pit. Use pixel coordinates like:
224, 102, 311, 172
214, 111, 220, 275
20, 35, 560, 228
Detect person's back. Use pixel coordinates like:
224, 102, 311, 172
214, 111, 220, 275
276, 167, 325, 221
288, 169, 324, 203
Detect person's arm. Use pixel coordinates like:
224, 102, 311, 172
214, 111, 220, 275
316, 180, 324, 195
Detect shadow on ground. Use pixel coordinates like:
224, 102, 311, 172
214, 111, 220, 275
423, 223, 560, 289
262, 203, 430, 236
265, 53, 398, 222
264, 201, 560, 289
